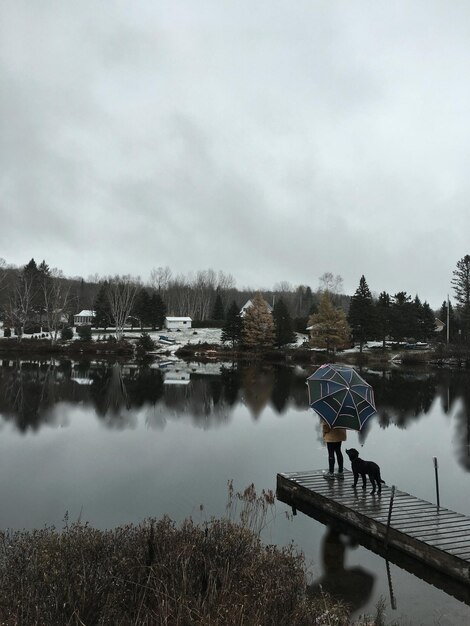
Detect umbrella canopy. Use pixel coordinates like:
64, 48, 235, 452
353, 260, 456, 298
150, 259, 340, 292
307, 363, 376, 431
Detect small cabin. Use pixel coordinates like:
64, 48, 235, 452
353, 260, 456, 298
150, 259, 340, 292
164, 316, 192, 330
74, 310, 95, 326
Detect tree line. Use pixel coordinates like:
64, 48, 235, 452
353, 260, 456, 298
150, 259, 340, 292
307, 257, 470, 352
1, 256, 470, 347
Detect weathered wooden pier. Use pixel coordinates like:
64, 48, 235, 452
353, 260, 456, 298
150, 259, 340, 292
277, 469, 470, 588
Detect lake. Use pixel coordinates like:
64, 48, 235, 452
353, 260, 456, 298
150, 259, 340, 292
1, 357, 470, 625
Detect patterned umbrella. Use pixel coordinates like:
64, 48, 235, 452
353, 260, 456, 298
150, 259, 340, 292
307, 363, 376, 431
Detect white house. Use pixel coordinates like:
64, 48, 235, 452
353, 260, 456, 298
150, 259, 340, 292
434, 318, 445, 333
74, 310, 95, 326
239, 299, 273, 317
164, 316, 192, 330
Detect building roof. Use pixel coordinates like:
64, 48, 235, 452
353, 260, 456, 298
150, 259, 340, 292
434, 318, 445, 332
240, 299, 273, 317
165, 316, 192, 322
74, 310, 95, 317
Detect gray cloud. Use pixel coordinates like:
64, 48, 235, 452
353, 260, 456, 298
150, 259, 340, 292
2, 1, 470, 306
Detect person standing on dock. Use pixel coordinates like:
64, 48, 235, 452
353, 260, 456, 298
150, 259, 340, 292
322, 422, 347, 480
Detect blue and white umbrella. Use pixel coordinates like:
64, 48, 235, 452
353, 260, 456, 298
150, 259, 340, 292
307, 363, 376, 431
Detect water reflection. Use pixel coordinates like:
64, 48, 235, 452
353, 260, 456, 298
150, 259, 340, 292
308, 526, 375, 613
0, 360, 470, 466
1, 359, 470, 624
282, 495, 470, 611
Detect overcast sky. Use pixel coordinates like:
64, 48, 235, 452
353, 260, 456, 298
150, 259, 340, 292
2, 1, 470, 307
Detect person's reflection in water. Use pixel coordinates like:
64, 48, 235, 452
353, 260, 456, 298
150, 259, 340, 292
309, 526, 375, 614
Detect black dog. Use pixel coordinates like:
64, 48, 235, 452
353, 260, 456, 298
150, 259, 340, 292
345, 448, 385, 494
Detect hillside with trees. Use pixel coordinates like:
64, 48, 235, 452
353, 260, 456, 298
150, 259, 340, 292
1, 255, 469, 350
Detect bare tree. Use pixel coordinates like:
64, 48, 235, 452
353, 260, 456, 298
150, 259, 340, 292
107, 275, 141, 340
318, 272, 343, 294
8, 270, 37, 340
0, 258, 8, 319
149, 266, 172, 292
273, 281, 293, 293
217, 270, 235, 291
166, 273, 190, 316
192, 269, 217, 319
0, 258, 6, 291
42, 269, 72, 343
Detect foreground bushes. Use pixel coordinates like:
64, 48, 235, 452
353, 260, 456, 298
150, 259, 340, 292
0, 516, 351, 626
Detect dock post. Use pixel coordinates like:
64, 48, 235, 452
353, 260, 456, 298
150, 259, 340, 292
384, 485, 396, 550
433, 457, 440, 510
386, 559, 397, 610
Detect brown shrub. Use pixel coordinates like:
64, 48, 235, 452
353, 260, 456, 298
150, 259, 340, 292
0, 515, 352, 625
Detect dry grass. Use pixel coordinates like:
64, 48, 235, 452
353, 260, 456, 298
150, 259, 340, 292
0, 515, 351, 625
0, 485, 399, 625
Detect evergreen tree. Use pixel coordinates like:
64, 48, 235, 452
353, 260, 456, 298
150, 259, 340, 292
297, 285, 314, 317
419, 301, 437, 341
37, 260, 51, 324
76, 325, 92, 341
133, 288, 152, 329
37, 260, 50, 277
389, 292, 413, 342
308, 300, 318, 316
273, 297, 296, 347
347, 275, 375, 353
451, 255, 470, 341
241, 292, 275, 349
23, 258, 43, 318
23, 258, 38, 279
409, 295, 423, 341
221, 301, 243, 348
211, 290, 225, 321
307, 291, 351, 353
12, 259, 41, 337
93, 282, 112, 329
60, 326, 74, 341
149, 293, 166, 330
136, 332, 156, 352
375, 291, 391, 349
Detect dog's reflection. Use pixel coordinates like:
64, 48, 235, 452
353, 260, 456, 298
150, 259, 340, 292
309, 526, 375, 614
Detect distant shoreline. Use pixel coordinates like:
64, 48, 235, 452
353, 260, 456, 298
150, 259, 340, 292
2, 336, 466, 371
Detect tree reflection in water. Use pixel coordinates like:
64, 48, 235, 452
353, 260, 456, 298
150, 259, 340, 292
241, 365, 275, 419
0, 360, 469, 467
0, 359, 71, 431
91, 363, 133, 428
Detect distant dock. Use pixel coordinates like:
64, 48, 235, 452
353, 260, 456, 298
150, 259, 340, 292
277, 469, 470, 586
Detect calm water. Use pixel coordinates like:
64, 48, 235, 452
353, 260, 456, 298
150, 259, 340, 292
1, 357, 470, 625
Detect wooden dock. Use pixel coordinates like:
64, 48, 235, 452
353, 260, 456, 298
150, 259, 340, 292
277, 469, 470, 586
